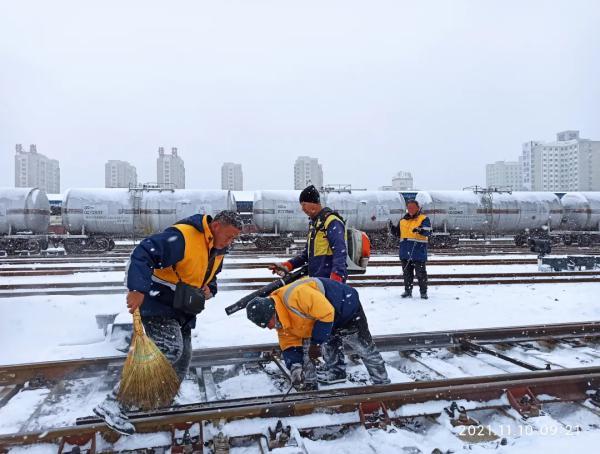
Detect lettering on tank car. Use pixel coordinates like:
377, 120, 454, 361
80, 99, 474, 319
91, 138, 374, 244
376, 205, 390, 216
277, 210, 294, 214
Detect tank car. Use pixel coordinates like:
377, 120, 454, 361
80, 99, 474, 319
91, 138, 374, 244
559, 192, 600, 245
416, 190, 563, 247
61, 187, 236, 253
251, 190, 405, 249
0, 187, 50, 254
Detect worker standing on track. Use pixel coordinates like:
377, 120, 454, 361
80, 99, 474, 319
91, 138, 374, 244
269, 185, 348, 282
389, 199, 432, 299
245, 277, 390, 390
93, 210, 242, 435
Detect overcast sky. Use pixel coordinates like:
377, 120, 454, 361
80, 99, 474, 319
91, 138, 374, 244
1, 0, 599, 191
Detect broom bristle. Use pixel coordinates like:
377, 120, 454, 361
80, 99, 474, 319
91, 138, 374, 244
117, 311, 180, 410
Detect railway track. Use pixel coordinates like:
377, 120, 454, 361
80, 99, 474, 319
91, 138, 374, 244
1, 245, 598, 265
0, 258, 542, 277
1, 271, 599, 297
2, 320, 600, 451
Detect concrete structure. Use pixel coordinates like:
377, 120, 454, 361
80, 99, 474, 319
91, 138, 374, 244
14, 144, 60, 193
105, 160, 137, 188
294, 156, 323, 190
221, 162, 243, 190
157, 147, 185, 189
392, 171, 414, 190
521, 130, 600, 191
486, 160, 523, 190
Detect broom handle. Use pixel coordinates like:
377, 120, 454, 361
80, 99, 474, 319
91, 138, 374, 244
132, 309, 145, 336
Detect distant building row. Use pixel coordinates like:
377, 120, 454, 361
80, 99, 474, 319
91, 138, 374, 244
486, 130, 600, 191
106, 147, 187, 189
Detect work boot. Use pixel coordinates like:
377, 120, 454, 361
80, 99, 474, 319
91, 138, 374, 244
401, 290, 412, 298
302, 382, 319, 391
93, 398, 136, 436
420, 292, 428, 300
317, 369, 347, 384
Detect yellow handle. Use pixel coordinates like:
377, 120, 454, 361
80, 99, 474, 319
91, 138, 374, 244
132, 309, 145, 336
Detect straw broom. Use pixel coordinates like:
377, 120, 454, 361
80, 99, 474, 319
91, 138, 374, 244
117, 309, 180, 410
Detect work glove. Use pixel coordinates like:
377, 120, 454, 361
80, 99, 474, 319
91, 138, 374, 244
268, 262, 293, 277
329, 272, 344, 283
289, 363, 305, 388
412, 227, 424, 235
308, 344, 321, 361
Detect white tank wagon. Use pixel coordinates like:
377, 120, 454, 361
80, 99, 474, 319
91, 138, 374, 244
489, 192, 563, 245
0, 188, 50, 234
558, 192, 600, 246
416, 190, 564, 247
0, 188, 51, 254
325, 191, 405, 232
416, 191, 486, 234
252, 190, 306, 233
252, 190, 405, 249
62, 188, 135, 236
138, 190, 236, 234
62, 188, 236, 252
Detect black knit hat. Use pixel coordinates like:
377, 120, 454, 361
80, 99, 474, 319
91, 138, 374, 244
246, 297, 276, 328
299, 185, 320, 204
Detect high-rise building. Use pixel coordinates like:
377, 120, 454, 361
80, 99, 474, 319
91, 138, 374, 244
14, 144, 60, 193
521, 130, 600, 191
485, 161, 523, 190
221, 162, 243, 190
294, 156, 323, 190
391, 171, 414, 190
157, 147, 185, 189
105, 160, 137, 188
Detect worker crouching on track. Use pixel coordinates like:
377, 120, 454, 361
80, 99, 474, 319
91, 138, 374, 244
246, 277, 390, 390
93, 210, 242, 435
269, 185, 348, 282
389, 199, 432, 299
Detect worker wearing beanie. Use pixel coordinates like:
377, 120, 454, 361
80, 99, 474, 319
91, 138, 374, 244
269, 185, 348, 282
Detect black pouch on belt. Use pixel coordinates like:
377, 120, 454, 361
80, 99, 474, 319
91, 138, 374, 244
172, 266, 206, 315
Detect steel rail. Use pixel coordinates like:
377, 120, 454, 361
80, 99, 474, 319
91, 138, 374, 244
2, 320, 600, 387
1, 366, 599, 449
0, 258, 541, 275
2, 270, 599, 291
2, 275, 599, 298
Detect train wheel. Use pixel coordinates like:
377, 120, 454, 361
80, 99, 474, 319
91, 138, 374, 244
90, 237, 111, 252
578, 235, 591, 247
25, 239, 41, 254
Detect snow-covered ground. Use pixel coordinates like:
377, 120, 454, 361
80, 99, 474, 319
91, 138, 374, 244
1, 252, 600, 452
1, 281, 599, 365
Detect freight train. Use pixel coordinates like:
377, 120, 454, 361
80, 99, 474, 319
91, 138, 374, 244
0, 186, 236, 254
1, 186, 599, 255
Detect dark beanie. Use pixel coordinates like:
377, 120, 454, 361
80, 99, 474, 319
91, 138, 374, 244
246, 297, 276, 328
299, 185, 320, 204
406, 199, 420, 207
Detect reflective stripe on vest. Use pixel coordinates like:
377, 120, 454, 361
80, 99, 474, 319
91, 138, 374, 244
151, 274, 176, 291
281, 278, 326, 320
